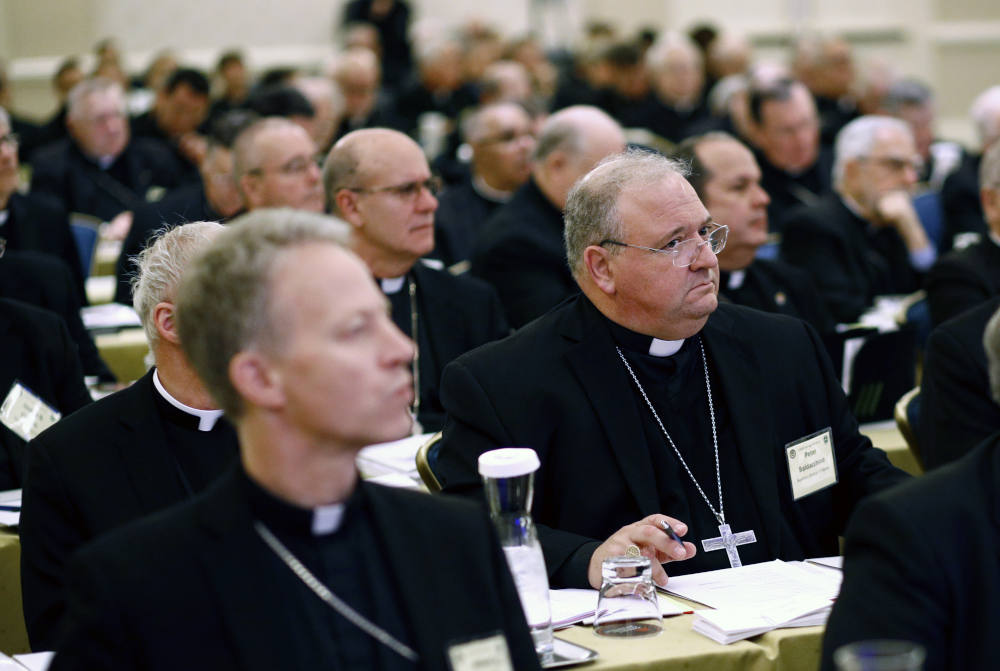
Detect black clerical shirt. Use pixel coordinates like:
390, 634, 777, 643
153, 391, 238, 496
606, 318, 770, 573
240, 471, 418, 671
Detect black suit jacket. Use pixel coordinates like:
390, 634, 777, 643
432, 179, 503, 267
720, 258, 835, 334
918, 297, 1000, 470
0, 298, 91, 490
401, 263, 509, 432
471, 178, 578, 327
30, 138, 182, 222
20, 369, 239, 650
0, 251, 112, 380
50, 467, 541, 671
2, 192, 86, 305
939, 152, 983, 253
925, 237, 1000, 327
435, 298, 907, 587
781, 194, 920, 323
756, 147, 833, 234
821, 435, 1000, 671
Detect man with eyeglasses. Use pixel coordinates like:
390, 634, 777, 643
433, 102, 536, 267
433, 149, 907, 589
233, 117, 325, 213
324, 128, 509, 432
782, 115, 934, 323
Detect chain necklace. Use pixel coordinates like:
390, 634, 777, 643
616, 337, 726, 525
407, 277, 422, 434
254, 521, 420, 662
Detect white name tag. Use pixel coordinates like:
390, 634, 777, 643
447, 633, 514, 671
785, 428, 838, 500
0, 382, 61, 442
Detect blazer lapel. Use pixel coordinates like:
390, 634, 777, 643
701, 308, 784, 556
195, 470, 295, 671
562, 300, 660, 516
116, 371, 192, 513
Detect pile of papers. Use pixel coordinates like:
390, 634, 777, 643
661, 559, 842, 644
548, 588, 688, 629
0, 489, 20, 527
355, 433, 431, 489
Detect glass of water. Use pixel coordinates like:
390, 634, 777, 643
593, 556, 662, 637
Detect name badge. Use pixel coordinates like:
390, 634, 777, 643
785, 428, 838, 500
0, 382, 61, 442
447, 632, 514, 671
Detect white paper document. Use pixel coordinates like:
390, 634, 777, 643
0, 489, 21, 527
548, 588, 688, 629
661, 560, 842, 644
13, 652, 54, 671
80, 303, 142, 330
356, 433, 431, 479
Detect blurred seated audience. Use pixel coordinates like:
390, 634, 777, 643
131, 67, 211, 182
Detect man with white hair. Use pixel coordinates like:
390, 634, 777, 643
31, 77, 182, 224
471, 105, 626, 327
781, 115, 933, 322
20, 222, 239, 651
436, 149, 906, 589
50, 209, 540, 670
940, 85, 1000, 251
330, 48, 405, 143
642, 33, 713, 143
434, 102, 536, 266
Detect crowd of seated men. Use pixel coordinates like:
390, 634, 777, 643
0, 5, 998, 668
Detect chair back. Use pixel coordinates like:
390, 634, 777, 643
69, 213, 102, 278
415, 431, 443, 493
894, 386, 924, 471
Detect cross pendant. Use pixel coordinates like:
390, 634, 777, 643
701, 523, 757, 568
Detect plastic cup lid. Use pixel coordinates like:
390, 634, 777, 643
478, 447, 540, 478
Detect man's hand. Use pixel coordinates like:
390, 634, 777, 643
587, 514, 697, 589
105, 210, 133, 241
874, 190, 931, 253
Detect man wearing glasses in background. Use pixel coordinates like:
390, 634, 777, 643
433, 149, 907, 589
781, 116, 935, 323
233, 117, 325, 213
324, 128, 509, 432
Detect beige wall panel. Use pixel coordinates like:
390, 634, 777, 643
934, 0, 1000, 22
6, 0, 95, 57
934, 42, 1000, 119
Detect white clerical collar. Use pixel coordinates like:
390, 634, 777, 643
727, 270, 746, 290
152, 369, 224, 432
380, 276, 405, 294
472, 174, 514, 203
312, 503, 346, 535
97, 155, 115, 170
649, 338, 684, 357
0, 209, 8, 226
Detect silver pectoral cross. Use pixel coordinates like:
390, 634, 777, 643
701, 524, 757, 568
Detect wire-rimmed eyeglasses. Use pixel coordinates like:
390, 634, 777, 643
600, 223, 728, 268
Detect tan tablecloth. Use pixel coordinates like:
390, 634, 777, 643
861, 420, 922, 476
0, 530, 28, 656
96, 328, 150, 383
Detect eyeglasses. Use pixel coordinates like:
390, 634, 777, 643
859, 155, 924, 174
600, 223, 728, 268
0, 133, 19, 149
248, 154, 323, 177
477, 129, 535, 146
348, 176, 442, 199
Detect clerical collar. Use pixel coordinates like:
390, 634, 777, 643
380, 276, 406, 294
0, 210, 8, 227
472, 174, 514, 203
240, 467, 355, 537
96, 155, 115, 170
152, 369, 223, 432
727, 270, 746, 290
601, 308, 685, 357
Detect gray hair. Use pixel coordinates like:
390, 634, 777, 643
645, 31, 702, 73
833, 115, 913, 190
67, 77, 125, 120
564, 148, 688, 278
985, 305, 1000, 404
0, 106, 9, 129
131, 221, 225, 349
175, 208, 351, 418
882, 78, 933, 114
461, 102, 527, 144
533, 105, 618, 163
971, 86, 1000, 149
981, 141, 1000, 192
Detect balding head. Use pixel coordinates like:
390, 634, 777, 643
333, 48, 381, 120
532, 105, 626, 210
324, 128, 438, 275
463, 102, 536, 192
233, 117, 324, 212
